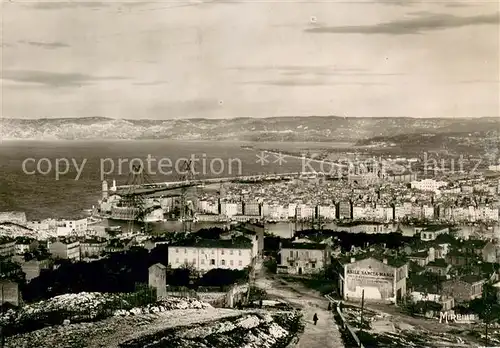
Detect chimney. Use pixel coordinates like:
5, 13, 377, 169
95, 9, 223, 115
383, 258, 388, 264
350, 257, 355, 263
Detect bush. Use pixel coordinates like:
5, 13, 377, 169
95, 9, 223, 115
263, 258, 277, 274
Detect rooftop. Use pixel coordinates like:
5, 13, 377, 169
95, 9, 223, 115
81, 237, 107, 245
426, 258, 448, 268
149, 263, 166, 270
460, 275, 486, 284
281, 241, 328, 250
170, 235, 253, 249
339, 253, 407, 268
422, 225, 450, 232
55, 238, 79, 245
409, 250, 429, 258
463, 239, 488, 249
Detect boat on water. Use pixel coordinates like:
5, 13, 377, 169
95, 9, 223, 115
109, 205, 164, 222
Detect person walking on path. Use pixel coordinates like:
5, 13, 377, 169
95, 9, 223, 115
313, 313, 318, 325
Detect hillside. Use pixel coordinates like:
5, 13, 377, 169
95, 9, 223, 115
1, 116, 498, 142
355, 129, 500, 157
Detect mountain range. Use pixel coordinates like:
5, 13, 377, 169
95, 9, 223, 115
1, 116, 499, 142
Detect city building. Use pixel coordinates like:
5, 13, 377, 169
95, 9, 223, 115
49, 238, 81, 261
410, 291, 454, 311
26, 219, 57, 232
277, 241, 331, 275
168, 236, 254, 272
317, 205, 336, 221
80, 237, 107, 258
445, 249, 474, 267
408, 250, 433, 267
337, 201, 352, 220
425, 259, 451, 276
335, 222, 396, 234
0, 237, 16, 258
56, 217, 88, 237
481, 241, 500, 263
442, 276, 486, 302
220, 201, 241, 218
418, 225, 449, 241
14, 237, 39, 255
411, 179, 448, 193
243, 202, 261, 216
338, 256, 408, 303
239, 223, 265, 258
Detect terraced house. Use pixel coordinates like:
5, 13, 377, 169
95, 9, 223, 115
48, 238, 80, 261
168, 235, 254, 272
0, 236, 16, 258
277, 241, 331, 275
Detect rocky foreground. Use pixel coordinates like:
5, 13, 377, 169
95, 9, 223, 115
3, 292, 303, 348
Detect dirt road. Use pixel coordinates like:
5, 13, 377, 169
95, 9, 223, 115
254, 264, 344, 348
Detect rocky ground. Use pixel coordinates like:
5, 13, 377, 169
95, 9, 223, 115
3, 292, 303, 348
341, 303, 496, 347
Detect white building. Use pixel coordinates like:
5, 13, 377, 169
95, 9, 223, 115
26, 219, 55, 232
0, 237, 16, 257
317, 205, 336, 220
340, 256, 408, 303
197, 200, 219, 215
476, 206, 499, 221
423, 205, 435, 219
80, 237, 107, 257
168, 236, 254, 272
56, 218, 88, 237
411, 179, 448, 193
417, 226, 449, 241
296, 204, 315, 220
287, 204, 297, 219
277, 241, 331, 275
220, 201, 240, 218
49, 239, 81, 260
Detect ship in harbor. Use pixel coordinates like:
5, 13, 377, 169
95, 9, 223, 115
109, 203, 164, 222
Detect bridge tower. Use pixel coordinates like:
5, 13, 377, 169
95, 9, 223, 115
121, 164, 154, 234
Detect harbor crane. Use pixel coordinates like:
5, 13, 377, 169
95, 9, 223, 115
120, 164, 155, 233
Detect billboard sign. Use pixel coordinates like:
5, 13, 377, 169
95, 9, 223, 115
345, 258, 395, 300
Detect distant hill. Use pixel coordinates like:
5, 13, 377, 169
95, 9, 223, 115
1, 116, 498, 142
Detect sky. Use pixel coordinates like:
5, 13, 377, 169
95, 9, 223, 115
1, 0, 499, 119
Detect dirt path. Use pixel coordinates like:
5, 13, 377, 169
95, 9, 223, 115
254, 263, 344, 348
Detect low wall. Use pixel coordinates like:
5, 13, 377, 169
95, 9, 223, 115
197, 292, 226, 307
197, 284, 249, 308
325, 295, 364, 348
